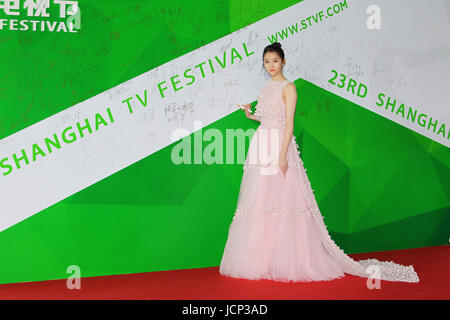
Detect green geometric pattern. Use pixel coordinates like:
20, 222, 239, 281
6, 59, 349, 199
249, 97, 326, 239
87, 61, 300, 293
0, 0, 448, 285
0, 78, 447, 285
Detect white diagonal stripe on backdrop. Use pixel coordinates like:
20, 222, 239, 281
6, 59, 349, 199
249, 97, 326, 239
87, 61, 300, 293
1, 0, 449, 232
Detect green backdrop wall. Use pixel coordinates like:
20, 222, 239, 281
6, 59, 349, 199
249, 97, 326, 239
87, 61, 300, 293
0, 0, 448, 284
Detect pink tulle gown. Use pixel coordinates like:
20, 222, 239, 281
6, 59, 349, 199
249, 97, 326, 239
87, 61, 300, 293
219, 79, 419, 283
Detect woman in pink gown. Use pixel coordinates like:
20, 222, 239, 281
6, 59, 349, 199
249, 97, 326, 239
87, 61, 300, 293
219, 42, 419, 283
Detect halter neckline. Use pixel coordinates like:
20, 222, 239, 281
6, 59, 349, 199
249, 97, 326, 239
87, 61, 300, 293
270, 79, 288, 82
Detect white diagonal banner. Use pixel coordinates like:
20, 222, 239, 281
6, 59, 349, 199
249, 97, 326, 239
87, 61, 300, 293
1, 0, 449, 232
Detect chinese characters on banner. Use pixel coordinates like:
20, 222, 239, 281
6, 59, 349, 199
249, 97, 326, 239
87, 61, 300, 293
0, 0, 80, 32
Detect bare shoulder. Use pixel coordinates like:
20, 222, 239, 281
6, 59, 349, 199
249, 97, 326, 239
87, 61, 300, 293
283, 82, 297, 96
286, 82, 296, 90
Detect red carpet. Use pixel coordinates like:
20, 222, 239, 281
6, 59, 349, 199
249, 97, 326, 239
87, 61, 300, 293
0, 245, 448, 300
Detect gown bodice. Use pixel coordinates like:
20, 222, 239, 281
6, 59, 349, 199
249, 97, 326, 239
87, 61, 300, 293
254, 79, 291, 127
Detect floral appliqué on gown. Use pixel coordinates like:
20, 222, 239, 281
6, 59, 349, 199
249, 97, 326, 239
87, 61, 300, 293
219, 79, 420, 283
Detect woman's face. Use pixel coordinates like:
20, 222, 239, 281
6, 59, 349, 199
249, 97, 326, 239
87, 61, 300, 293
263, 51, 285, 77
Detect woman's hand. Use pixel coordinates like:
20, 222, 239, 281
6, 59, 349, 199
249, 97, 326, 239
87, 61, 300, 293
239, 103, 253, 119
279, 153, 288, 177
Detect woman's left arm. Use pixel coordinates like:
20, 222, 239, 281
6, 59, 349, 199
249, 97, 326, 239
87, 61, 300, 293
280, 83, 298, 158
